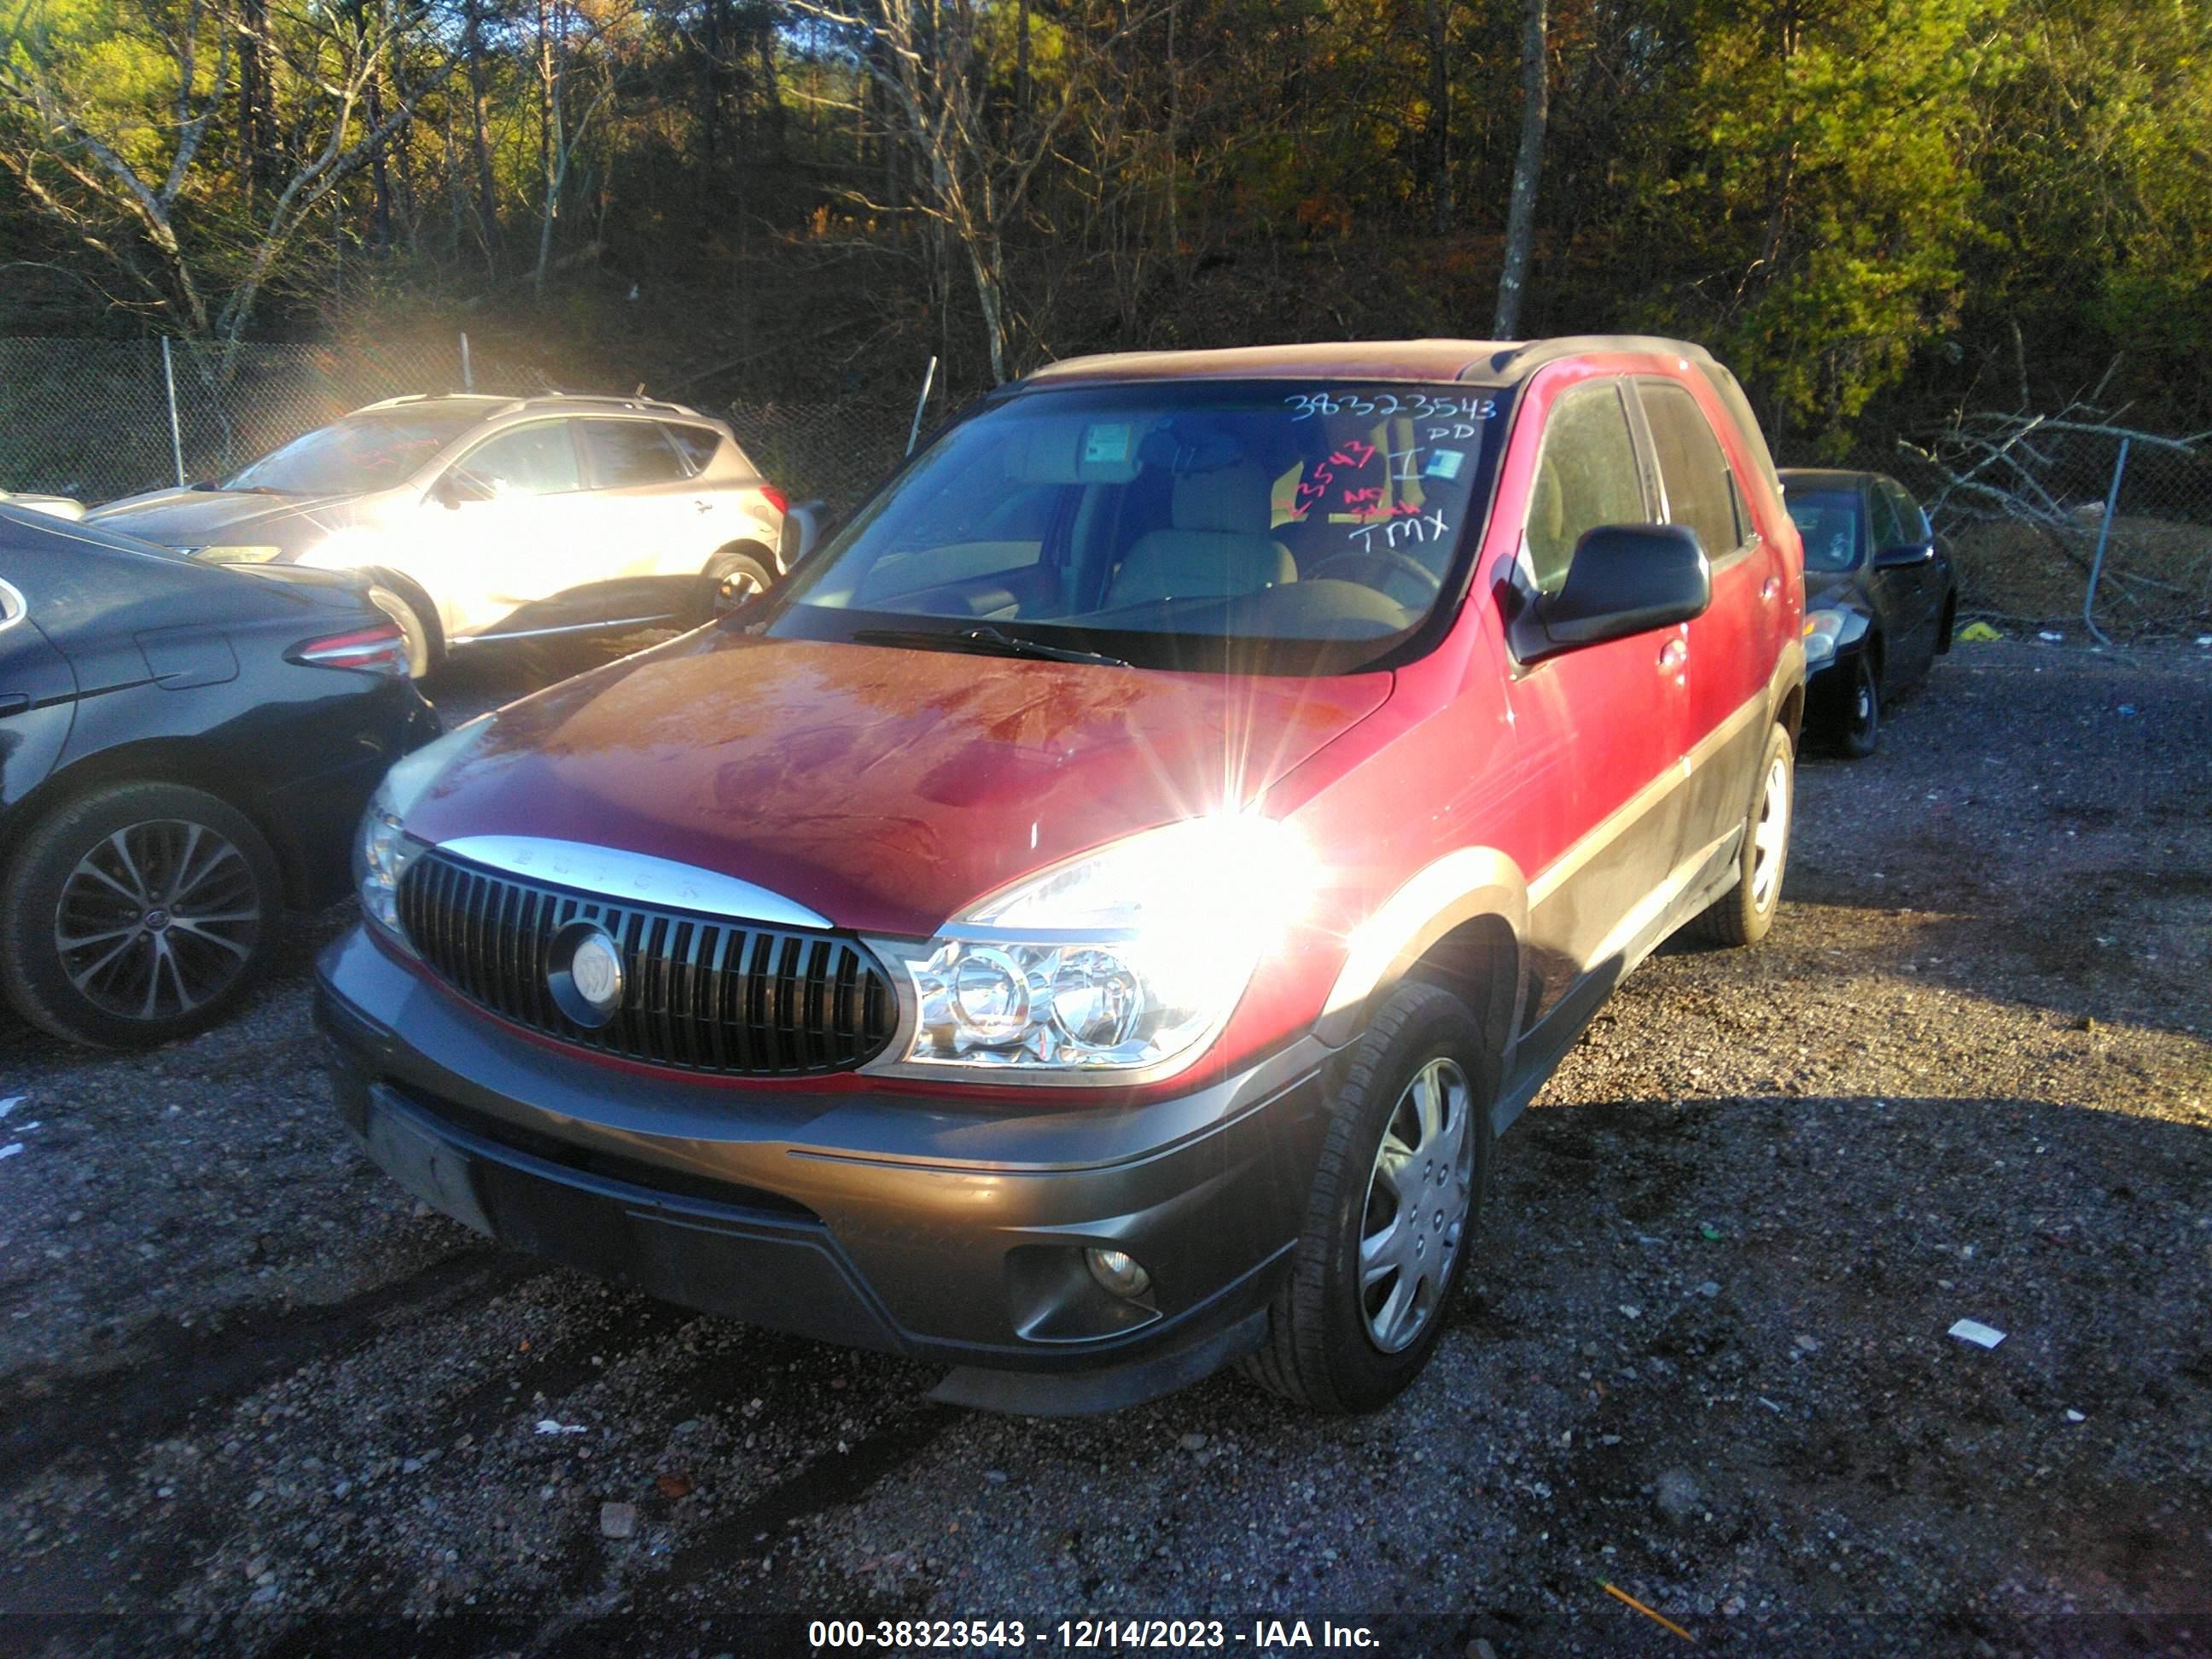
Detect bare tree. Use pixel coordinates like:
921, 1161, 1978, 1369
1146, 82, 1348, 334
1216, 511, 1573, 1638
530, 0, 637, 299
0, 0, 450, 365
792, 0, 1159, 384
1491, 0, 1546, 337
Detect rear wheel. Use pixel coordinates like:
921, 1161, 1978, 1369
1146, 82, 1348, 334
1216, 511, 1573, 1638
692, 548, 776, 626
1688, 722, 1794, 949
1837, 653, 1881, 759
0, 781, 284, 1047
1243, 981, 1494, 1412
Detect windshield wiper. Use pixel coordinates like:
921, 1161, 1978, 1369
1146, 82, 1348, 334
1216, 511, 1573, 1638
851, 624, 1132, 669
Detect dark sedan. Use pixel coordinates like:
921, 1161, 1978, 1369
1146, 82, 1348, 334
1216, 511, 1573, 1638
1780, 468, 1959, 756
0, 508, 438, 1047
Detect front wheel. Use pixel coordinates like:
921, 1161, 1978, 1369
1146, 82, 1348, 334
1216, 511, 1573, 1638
1243, 981, 1495, 1412
0, 781, 284, 1047
1837, 653, 1881, 759
1688, 722, 1794, 949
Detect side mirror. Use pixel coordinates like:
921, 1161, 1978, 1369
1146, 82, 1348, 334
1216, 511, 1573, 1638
429, 471, 492, 510
1532, 523, 1711, 655
1872, 540, 1936, 569
778, 499, 830, 569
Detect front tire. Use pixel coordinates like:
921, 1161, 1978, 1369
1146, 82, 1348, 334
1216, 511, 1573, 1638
1689, 722, 1794, 949
0, 781, 284, 1048
1243, 981, 1495, 1412
1837, 653, 1881, 759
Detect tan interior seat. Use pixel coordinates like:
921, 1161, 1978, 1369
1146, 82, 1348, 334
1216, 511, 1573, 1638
1107, 464, 1296, 607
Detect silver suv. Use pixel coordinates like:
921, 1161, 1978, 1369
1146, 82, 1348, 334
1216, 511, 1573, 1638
89, 393, 789, 676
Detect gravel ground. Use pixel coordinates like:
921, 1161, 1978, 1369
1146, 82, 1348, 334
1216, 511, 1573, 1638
0, 634, 2207, 1657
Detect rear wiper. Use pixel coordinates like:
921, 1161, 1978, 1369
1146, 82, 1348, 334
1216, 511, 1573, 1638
852, 624, 1132, 669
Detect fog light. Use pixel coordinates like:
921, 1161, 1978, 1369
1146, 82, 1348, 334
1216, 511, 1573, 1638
1086, 1248, 1150, 1301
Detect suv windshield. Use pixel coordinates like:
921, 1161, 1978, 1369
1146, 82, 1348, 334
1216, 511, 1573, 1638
224, 405, 487, 494
1787, 489, 1862, 573
765, 381, 1511, 674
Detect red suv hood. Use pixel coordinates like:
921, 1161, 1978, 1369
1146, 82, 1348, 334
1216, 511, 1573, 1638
408, 632, 1392, 936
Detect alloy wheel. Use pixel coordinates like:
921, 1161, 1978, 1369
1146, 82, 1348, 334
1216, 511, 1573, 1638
1749, 754, 1790, 912
54, 818, 263, 1021
1358, 1057, 1476, 1353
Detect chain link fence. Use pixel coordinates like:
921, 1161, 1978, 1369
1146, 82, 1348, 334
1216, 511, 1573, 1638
0, 335, 500, 504
11, 334, 2203, 637
723, 396, 918, 520
0, 334, 926, 523
1817, 422, 2212, 642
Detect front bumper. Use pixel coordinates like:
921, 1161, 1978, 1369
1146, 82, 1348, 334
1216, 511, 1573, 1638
315, 924, 1329, 1412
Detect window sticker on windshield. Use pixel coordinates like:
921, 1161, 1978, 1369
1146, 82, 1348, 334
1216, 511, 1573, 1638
1082, 423, 1132, 465
1424, 449, 1465, 480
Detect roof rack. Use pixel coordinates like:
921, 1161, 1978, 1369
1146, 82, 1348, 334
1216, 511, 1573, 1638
353, 392, 508, 412
352, 390, 706, 419
1471, 335, 1720, 381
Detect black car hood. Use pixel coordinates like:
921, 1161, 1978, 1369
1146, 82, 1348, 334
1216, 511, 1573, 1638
1805, 567, 1864, 607
85, 488, 364, 553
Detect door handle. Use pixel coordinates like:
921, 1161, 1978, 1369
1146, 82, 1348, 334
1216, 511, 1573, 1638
1761, 577, 1780, 602
1657, 637, 1687, 672
694, 499, 714, 514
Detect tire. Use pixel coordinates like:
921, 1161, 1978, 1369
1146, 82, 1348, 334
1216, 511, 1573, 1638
1688, 722, 1794, 949
1936, 591, 1958, 655
1243, 981, 1495, 1413
692, 548, 776, 626
0, 780, 284, 1048
1837, 652, 1881, 759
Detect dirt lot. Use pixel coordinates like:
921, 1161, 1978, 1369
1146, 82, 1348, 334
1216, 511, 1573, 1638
1, 636, 2208, 1657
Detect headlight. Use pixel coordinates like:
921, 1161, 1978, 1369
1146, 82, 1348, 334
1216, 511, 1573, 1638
350, 715, 492, 948
1802, 608, 1860, 670
195, 544, 285, 564
874, 814, 1313, 1083
352, 782, 422, 940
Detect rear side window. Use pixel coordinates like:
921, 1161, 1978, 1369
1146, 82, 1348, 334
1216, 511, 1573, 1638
663, 423, 724, 474
1867, 484, 1907, 551
1883, 480, 1930, 542
1524, 382, 1646, 592
1640, 381, 1743, 559
451, 422, 580, 497
579, 420, 688, 488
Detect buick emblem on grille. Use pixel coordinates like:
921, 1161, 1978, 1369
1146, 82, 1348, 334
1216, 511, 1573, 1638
548, 920, 626, 1028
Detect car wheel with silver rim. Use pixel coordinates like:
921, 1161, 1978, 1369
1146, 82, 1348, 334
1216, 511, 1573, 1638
696, 547, 776, 626
1689, 720, 1795, 949
0, 780, 282, 1048
1244, 980, 1495, 1412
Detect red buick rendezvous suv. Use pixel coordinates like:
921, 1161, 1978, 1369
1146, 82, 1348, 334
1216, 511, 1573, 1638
318, 337, 1805, 1413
